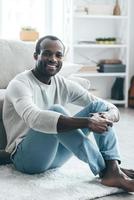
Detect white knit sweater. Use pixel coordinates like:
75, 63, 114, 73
3, 70, 119, 153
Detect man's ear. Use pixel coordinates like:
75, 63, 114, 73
33, 52, 38, 60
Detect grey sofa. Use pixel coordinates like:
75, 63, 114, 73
0, 39, 90, 151
0, 39, 35, 149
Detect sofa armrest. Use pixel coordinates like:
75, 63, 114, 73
0, 89, 7, 149
0, 89, 6, 119
67, 75, 90, 90
59, 62, 82, 77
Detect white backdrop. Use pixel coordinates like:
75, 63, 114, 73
129, 0, 134, 81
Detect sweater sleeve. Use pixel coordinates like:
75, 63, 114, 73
6, 80, 61, 134
65, 79, 120, 122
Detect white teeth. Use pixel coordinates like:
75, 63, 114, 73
47, 65, 56, 69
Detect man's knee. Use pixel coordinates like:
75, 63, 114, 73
89, 100, 108, 113
49, 104, 70, 116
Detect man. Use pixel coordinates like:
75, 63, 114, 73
3, 35, 134, 192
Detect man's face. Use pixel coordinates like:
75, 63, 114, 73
36, 39, 64, 77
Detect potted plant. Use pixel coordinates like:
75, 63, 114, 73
96, 37, 116, 44
20, 26, 39, 41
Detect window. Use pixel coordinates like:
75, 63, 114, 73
0, 0, 67, 43
51, 0, 64, 40
0, 0, 46, 39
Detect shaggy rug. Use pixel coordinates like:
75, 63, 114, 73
0, 157, 123, 200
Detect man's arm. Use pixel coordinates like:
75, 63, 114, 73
65, 79, 120, 123
57, 114, 113, 133
97, 100, 120, 122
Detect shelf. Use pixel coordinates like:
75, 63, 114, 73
74, 14, 128, 20
73, 72, 126, 77
73, 44, 127, 48
106, 99, 126, 105
67, 0, 129, 107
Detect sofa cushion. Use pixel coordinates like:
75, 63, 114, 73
0, 89, 7, 149
0, 39, 35, 88
0, 121, 7, 149
59, 62, 82, 77
0, 89, 6, 120
67, 76, 91, 90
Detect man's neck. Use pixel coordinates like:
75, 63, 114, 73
31, 69, 51, 85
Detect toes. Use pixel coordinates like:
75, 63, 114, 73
101, 178, 134, 192
121, 168, 134, 179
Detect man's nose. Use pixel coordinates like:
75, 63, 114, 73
49, 53, 57, 61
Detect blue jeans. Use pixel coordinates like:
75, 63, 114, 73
12, 101, 121, 175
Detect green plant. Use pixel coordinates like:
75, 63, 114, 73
21, 26, 37, 31
96, 37, 116, 42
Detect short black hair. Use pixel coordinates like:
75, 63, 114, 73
35, 35, 65, 55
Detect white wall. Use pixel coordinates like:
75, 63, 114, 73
0, 0, 133, 82
129, 0, 134, 82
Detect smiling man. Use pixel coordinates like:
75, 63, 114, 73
3, 35, 134, 192
32, 36, 64, 84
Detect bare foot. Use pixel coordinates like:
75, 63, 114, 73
121, 168, 134, 179
100, 161, 134, 192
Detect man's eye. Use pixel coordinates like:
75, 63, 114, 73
41, 50, 63, 58
56, 53, 63, 58
42, 51, 51, 57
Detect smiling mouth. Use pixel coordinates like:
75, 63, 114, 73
47, 64, 57, 70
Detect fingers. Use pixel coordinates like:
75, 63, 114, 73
90, 122, 109, 133
95, 124, 109, 133
106, 120, 113, 127
94, 114, 113, 126
99, 114, 113, 127
89, 115, 113, 133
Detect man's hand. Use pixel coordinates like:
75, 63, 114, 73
57, 113, 113, 133
88, 113, 113, 133
98, 112, 110, 120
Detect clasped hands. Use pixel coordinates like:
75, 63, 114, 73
88, 112, 113, 133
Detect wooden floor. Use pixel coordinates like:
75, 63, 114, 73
99, 107, 134, 200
